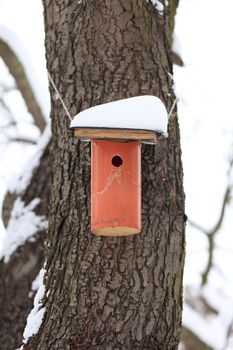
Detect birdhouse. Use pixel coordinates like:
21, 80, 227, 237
70, 95, 168, 236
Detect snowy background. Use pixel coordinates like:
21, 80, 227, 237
0, 0, 233, 348
174, 0, 233, 348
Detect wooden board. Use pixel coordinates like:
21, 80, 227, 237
92, 226, 141, 236
73, 127, 158, 144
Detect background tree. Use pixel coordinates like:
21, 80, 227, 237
0, 36, 50, 348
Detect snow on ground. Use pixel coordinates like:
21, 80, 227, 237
21, 267, 46, 346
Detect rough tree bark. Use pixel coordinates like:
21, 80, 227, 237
24, 1, 185, 349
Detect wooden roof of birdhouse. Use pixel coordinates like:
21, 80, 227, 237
70, 95, 168, 144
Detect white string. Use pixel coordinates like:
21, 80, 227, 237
47, 73, 177, 124
168, 97, 178, 119
47, 71, 72, 121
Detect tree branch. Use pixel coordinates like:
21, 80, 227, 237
189, 165, 233, 286
0, 38, 46, 132
169, 0, 180, 39
7, 137, 37, 145
181, 327, 214, 350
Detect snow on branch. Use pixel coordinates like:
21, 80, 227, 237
152, 0, 164, 12
146, 0, 168, 13
0, 198, 48, 262
8, 124, 51, 195
21, 268, 46, 347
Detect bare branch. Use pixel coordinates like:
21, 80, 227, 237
188, 159, 233, 286
201, 183, 231, 285
189, 219, 208, 235
224, 319, 233, 350
0, 38, 46, 132
209, 186, 231, 236
7, 137, 37, 145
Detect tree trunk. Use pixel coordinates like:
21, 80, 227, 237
26, 1, 185, 349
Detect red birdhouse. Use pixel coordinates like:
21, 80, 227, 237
70, 95, 168, 236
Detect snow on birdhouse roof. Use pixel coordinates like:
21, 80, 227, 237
70, 95, 168, 134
